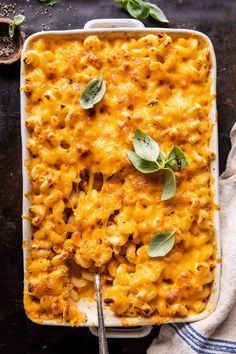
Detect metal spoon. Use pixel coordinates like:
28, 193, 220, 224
94, 271, 109, 354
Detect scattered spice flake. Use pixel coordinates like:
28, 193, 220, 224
0, 2, 15, 17
0, 36, 16, 57
42, 24, 51, 31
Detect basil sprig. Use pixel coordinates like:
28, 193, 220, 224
128, 129, 188, 201
148, 230, 175, 257
114, 0, 168, 23
124, 0, 150, 19
9, 15, 25, 38
80, 78, 106, 109
39, 0, 61, 5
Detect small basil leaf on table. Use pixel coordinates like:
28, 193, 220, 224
39, 0, 61, 5
113, 0, 168, 23
13, 15, 25, 26
123, 1, 129, 11
123, 0, 130, 11
146, 2, 169, 23
161, 168, 176, 201
165, 146, 188, 171
9, 24, 15, 38
134, 129, 160, 161
148, 230, 175, 257
125, 0, 150, 19
127, 151, 160, 173
80, 78, 106, 110
9, 14, 25, 38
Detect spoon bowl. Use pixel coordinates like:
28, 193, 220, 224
94, 271, 109, 354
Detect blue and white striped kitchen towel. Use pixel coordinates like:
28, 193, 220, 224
148, 123, 236, 354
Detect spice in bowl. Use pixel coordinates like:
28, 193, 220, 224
0, 15, 25, 64
0, 35, 16, 57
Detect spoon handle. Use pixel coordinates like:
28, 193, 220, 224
94, 272, 109, 354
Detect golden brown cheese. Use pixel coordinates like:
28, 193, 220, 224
23, 32, 217, 326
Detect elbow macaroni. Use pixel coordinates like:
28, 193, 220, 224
23, 32, 217, 326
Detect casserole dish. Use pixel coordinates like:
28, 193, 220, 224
21, 18, 220, 337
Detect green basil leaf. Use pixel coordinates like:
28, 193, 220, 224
80, 78, 106, 110
126, 0, 150, 19
113, 0, 168, 23
39, 0, 61, 5
123, 0, 129, 11
165, 146, 188, 171
9, 23, 15, 38
13, 14, 25, 26
161, 168, 176, 201
156, 150, 166, 168
133, 129, 160, 162
148, 230, 175, 257
146, 2, 169, 23
128, 151, 160, 173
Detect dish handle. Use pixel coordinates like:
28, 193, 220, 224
84, 18, 145, 29
89, 325, 152, 338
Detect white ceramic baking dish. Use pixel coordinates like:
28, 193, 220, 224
20, 18, 220, 338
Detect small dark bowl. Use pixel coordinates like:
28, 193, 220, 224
0, 17, 25, 65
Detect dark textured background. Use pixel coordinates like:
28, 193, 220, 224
0, 1, 235, 353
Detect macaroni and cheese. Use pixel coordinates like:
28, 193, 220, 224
22, 32, 217, 326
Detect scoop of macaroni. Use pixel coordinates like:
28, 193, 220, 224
23, 32, 217, 326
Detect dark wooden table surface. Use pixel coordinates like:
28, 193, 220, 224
0, 1, 235, 353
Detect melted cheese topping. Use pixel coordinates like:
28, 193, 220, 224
23, 32, 217, 326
